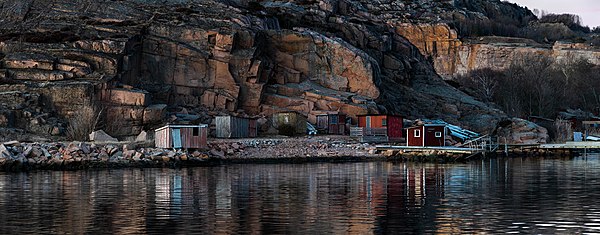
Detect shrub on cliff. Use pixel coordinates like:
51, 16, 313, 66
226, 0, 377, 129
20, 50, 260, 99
66, 105, 102, 141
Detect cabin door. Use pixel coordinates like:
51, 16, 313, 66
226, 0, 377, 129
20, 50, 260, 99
172, 129, 182, 148
366, 116, 371, 128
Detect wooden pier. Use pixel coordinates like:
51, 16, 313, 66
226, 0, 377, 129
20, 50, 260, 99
372, 136, 600, 161
374, 136, 498, 161
538, 141, 600, 149
376, 145, 484, 154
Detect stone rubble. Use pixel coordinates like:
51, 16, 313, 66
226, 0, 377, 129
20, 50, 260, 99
0, 136, 382, 172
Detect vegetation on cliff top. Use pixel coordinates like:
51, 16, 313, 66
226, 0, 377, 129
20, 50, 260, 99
449, 1, 598, 45
458, 55, 600, 119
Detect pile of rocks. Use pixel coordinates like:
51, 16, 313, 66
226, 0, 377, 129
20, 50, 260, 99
0, 141, 213, 171
0, 136, 383, 171
209, 137, 379, 159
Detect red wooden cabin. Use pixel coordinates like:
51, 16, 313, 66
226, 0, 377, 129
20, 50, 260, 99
406, 124, 447, 147
357, 115, 403, 141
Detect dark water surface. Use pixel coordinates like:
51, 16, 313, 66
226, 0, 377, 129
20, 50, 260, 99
2, 156, 600, 234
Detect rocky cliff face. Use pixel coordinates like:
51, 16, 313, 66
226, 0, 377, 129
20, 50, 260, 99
0, 0, 510, 139
397, 23, 600, 79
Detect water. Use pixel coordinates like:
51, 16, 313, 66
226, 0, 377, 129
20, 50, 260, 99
1, 156, 600, 234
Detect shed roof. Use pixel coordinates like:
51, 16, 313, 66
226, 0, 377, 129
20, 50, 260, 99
406, 124, 446, 129
422, 119, 480, 141
155, 124, 208, 132
316, 113, 345, 116
357, 114, 403, 117
216, 115, 256, 120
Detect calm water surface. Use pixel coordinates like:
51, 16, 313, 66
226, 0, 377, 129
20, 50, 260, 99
1, 156, 600, 234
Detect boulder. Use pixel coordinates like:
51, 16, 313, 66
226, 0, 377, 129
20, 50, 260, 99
89, 130, 118, 142
143, 104, 167, 124
135, 131, 149, 142
0, 144, 12, 159
495, 118, 548, 145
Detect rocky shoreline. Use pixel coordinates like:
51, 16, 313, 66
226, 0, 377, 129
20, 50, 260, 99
0, 136, 394, 172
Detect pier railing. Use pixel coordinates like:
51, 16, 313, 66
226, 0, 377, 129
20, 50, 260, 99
462, 135, 498, 153
350, 127, 389, 143
350, 127, 387, 136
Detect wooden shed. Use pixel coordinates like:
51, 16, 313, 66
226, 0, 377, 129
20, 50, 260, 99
357, 114, 403, 141
316, 113, 347, 135
215, 116, 258, 138
406, 124, 447, 147
155, 124, 208, 149
273, 112, 307, 135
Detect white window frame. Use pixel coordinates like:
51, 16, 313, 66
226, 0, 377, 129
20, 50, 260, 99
435, 131, 442, 138
414, 129, 421, 137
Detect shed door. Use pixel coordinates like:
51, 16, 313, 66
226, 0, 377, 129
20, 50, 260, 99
317, 116, 328, 130
172, 129, 182, 148
366, 116, 371, 128
249, 120, 257, 137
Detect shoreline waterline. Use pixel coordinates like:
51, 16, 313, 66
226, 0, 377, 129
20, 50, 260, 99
0, 136, 582, 172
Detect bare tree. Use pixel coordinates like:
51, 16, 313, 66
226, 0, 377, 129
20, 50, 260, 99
457, 68, 501, 102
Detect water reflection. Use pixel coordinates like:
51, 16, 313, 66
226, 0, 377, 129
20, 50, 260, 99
0, 156, 600, 234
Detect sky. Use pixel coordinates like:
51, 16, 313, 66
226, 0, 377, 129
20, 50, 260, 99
507, 0, 600, 27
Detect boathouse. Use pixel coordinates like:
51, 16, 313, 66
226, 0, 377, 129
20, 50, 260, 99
273, 112, 307, 135
215, 116, 257, 138
155, 124, 208, 149
316, 113, 347, 135
406, 124, 447, 147
350, 114, 403, 142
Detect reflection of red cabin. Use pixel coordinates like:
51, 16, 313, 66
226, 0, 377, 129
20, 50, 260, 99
406, 124, 447, 147
357, 115, 403, 140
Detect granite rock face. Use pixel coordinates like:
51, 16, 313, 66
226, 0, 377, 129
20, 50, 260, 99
495, 118, 548, 145
396, 23, 600, 79
0, 0, 516, 138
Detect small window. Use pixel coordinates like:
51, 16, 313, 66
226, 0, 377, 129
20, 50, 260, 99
193, 127, 200, 136
414, 129, 421, 137
382, 118, 387, 126
330, 116, 338, 124
435, 132, 442, 138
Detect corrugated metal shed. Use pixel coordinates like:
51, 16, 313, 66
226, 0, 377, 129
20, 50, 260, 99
273, 112, 307, 135
215, 116, 258, 138
155, 124, 208, 149
316, 114, 347, 135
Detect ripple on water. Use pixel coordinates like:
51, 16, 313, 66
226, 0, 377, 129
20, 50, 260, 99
0, 157, 598, 233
